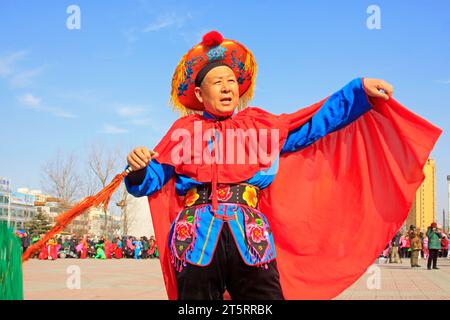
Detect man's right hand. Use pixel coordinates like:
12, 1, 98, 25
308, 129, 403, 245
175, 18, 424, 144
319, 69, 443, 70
127, 147, 159, 171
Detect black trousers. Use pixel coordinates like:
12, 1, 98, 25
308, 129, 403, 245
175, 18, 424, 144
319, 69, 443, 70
427, 249, 439, 269
175, 223, 284, 300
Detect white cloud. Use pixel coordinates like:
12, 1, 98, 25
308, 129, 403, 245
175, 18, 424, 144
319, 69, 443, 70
17, 93, 41, 107
436, 79, 450, 85
122, 28, 139, 43
179, 26, 216, 45
129, 117, 153, 126
142, 12, 192, 33
17, 93, 78, 119
55, 89, 101, 106
0, 51, 45, 88
10, 65, 46, 88
101, 125, 128, 134
117, 106, 146, 117
51, 110, 78, 119
0, 50, 27, 77
113, 104, 167, 132
119, 11, 194, 50
128, 117, 168, 133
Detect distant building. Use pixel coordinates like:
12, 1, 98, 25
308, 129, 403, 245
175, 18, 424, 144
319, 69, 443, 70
32, 192, 89, 236
0, 177, 13, 226
0, 180, 36, 230
447, 175, 450, 233
86, 206, 121, 238
405, 159, 436, 232
0, 176, 124, 238
123, 196, 153, 237
34, 197, 119, 238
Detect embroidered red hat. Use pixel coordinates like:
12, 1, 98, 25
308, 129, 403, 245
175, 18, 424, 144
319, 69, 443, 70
170, 31, 257, 115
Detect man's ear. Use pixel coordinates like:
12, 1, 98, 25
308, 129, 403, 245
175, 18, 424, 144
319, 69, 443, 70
194, 87, 203, 104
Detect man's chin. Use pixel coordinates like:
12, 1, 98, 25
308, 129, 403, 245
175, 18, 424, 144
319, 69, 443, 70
211, 106, 236, 117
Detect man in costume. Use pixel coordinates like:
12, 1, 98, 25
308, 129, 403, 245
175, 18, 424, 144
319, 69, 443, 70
125, 31, 441, 299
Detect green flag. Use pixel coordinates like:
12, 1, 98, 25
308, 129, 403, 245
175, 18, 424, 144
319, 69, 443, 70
0, 222, 23, 300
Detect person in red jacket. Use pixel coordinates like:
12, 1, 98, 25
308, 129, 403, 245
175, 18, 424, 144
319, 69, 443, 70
78, 236, 89, 259
38, 237, 48, 260
440, 234, 448, 258
114, 237, 123, 259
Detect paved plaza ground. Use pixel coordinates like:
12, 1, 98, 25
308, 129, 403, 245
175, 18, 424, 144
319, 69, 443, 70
23, 257, 450, 300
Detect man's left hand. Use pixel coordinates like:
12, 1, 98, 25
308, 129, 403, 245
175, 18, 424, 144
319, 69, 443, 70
363, 78, 394, 101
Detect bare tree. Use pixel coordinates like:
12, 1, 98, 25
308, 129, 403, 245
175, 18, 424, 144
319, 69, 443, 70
116, 184, 136, 236
86, 143, 122, 238
41, 151, 81, 206
40, 151, 89, 234
81, 170, 98, 198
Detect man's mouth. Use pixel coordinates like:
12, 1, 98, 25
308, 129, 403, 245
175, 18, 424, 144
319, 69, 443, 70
220, 97, 233, 104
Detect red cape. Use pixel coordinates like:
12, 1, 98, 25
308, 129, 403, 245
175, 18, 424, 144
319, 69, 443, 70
147, 98, 441, 300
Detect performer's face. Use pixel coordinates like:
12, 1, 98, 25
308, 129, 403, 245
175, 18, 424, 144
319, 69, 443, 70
194, 66, 239, 117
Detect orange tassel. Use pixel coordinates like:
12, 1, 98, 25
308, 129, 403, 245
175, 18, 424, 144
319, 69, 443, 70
21, 169, 130, 263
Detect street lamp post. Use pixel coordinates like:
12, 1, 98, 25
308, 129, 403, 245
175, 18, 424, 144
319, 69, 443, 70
7, 192, 11, 228
116, 200, 127, 236
447, 175, 450, 234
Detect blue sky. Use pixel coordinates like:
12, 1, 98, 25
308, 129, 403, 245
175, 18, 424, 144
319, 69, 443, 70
1, 1, 449, 221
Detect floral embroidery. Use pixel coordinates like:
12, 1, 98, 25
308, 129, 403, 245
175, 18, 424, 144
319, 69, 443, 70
217, 185, 233, 201
169, 193, 275, 270
230, 50, 250, 85
246, 222, 266, 244
175, 218, 193, 241
243, 185, 258, 208
177, 83, 189, 96
242, 207, 273, 267
170, 208, 201, 272
209, 184, 233, 202
185, 188, 200, 206
206, 46, 227, 62
177, 56, 204, 97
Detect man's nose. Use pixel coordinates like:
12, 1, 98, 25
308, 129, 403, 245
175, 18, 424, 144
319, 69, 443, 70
221, 81, 231, 92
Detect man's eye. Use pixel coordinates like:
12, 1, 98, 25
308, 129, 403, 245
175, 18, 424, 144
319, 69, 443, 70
228, 79, 235, 82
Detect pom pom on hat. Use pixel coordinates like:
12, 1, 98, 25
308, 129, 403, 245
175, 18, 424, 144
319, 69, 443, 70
202, 31, 223, 47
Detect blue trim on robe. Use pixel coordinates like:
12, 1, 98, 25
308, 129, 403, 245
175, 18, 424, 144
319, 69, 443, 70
124, 160, 175, 197
281, 78, 372, 153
